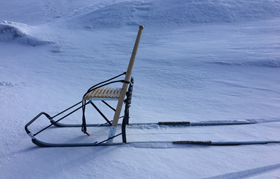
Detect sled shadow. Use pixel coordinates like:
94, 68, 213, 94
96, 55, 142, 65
206, 163, 280, 179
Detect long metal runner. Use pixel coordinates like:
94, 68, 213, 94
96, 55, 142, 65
51, 120, 258, 128
27, 120, 280, 147
31, 138, 280, 148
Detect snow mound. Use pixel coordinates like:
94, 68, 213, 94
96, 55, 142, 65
0, 21, 53, 45
73, 0, 280, 29
0, 21, 27, 38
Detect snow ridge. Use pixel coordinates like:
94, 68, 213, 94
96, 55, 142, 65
72, 0, 280, 29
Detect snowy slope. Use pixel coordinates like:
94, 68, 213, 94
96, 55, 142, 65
1, 0, 280, 178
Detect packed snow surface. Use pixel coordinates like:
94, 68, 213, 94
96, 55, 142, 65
1, 0, 280, 178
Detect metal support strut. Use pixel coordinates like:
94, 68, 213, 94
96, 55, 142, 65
122, 77, 134, 143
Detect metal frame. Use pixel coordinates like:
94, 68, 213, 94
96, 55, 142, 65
25, 77, 134, 147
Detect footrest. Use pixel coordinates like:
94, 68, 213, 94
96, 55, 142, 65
83, 87, 122, 100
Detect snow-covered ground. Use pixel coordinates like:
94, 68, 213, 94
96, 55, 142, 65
1, 0, 280, 178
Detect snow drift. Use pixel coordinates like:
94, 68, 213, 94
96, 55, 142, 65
74, 0, 280, 28
0, 20, 53, 45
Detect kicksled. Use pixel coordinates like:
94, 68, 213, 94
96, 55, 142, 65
25, 25, 280, 147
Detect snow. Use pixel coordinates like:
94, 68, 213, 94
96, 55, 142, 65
1, 0, 280, 178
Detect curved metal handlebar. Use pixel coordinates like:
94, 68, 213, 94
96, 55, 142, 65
25, 112, 52, 135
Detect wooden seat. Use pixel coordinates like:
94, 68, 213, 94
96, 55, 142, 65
83, 87, 122, 101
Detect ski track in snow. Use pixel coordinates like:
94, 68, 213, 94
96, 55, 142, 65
1, 0, 280, 178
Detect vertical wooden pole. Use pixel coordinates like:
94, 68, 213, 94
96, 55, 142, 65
107, 25, 144, 143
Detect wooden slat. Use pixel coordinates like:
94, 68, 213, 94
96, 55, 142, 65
116, 88, 121, 98
113, 88, 119, 98
111, 89, 116, 98
107, 88, 113, 98
91, 87, 100, 97
98, 87, 106, 97
111, 88, 117, 98
103, 87, 110, 98
94, 88, 103, 97
86, 89, 96, 99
